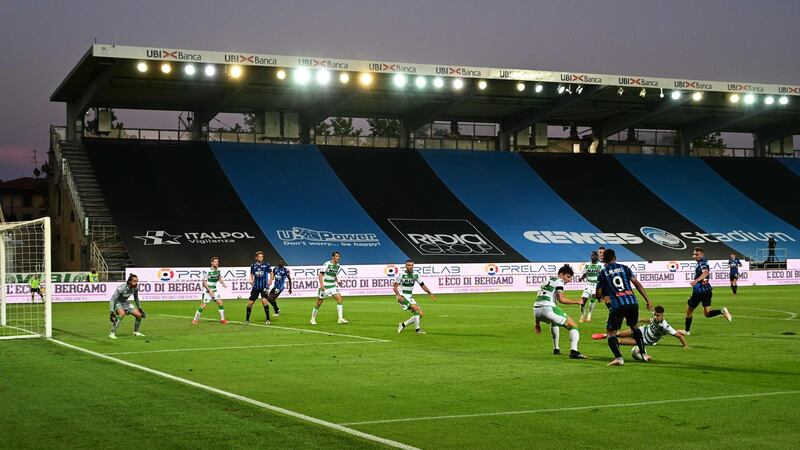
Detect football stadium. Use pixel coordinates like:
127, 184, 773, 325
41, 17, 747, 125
3, 16, 800, 450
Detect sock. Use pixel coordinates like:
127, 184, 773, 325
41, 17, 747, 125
268, 297, 279, 312
336, 304, 344, 320
403, 316, 416, 327
632, 328, 646, 355
551, 326, 560, 350
111, 316, 123, 333
685, 317, 693, 332
708, 310, 722, 318
580, 302, 586, 315
246, 305, 253, 321
588, 300, 597, 315
733, 285, 738, 294
263, 304, 270, 321
414, 313, 421, 330
194, 308, 203, 321
218, 305, 225, 320
311, 307, 319, 319
134, 317, 142, 332
731, 285, 735, 293
608, 335, 622, 358
569, 328, 579, 352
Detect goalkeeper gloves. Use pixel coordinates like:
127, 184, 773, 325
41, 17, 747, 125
109, 312, 116, 323
138, 308, 146, 319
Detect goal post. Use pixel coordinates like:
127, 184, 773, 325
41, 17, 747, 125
0, 217, 52, 339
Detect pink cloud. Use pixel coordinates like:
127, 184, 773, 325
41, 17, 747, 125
0, 146, 40, 181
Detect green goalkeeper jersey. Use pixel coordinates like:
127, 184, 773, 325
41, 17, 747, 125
29, 278, 41, 289
397, 271, 423, 296
320, 261, 339, 289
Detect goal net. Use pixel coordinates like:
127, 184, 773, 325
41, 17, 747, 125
0, 217, 51, 339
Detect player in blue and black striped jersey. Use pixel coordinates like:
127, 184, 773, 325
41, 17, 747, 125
685, 247, 732, 334
246, 251, 273, 324
267, 259, 292, 317
595, 248, 653, 366
728, 253, 742, 295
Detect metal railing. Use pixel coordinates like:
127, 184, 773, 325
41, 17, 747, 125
89, 241, 109, 280
50, 130, 88, 237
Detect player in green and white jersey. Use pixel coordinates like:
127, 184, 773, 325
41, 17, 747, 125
311, 251, 348, 325
534, 264, 588, 359
592, 306, 688, 348
579, 251, 603, 322
192, 256, 228, 325
393, 260, 436, 335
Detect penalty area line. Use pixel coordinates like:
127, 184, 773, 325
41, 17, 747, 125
105, 340, 384, 355
49, 338, 418, 450
340, 390, 800, 426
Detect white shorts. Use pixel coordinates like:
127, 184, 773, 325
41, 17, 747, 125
201, 289, 220, 303
318, 287, 341, 299
533, 305, 568, 327
582, 286, 597, 299
399, 294, 417, 311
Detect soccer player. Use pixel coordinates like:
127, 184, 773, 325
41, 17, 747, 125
108, 274, 146, 339
596, 248, 653, 366
592, 306, 688, 348
394, 259, 436, 335
728, 253, 742, 295
192, 256, 228, 325
268, 259, 292, 316
578, 251, 603, 322
28, 275, 43, 303
311, 251, 348, 325
533, 264, 588, 359
246, 251, 272, 324
685, 247, 732, 335
597, 246, 606, 264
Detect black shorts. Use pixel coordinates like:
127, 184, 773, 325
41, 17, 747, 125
688, 290, 713, 309
30, 288, 41, 294
248, 287, 268, 301
729, 273, 738, 281
268, 288, 284, 299
606, 304, 639, 331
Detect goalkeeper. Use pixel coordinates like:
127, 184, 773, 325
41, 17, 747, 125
108, 274, 146, 339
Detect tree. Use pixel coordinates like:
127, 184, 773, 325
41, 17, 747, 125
366, 118, 400, 137
329, 117, 362, 136
692, 131, 725, 149
243, 113, 257, 132
314, 120, 331, 136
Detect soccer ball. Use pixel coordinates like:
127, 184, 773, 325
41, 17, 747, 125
631, 346, 644, 361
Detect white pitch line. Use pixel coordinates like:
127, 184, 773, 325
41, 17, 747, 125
339, 391, 800, 426
105, 340, 383, 355
157, 314, 390, 343
50, 338, 418, 450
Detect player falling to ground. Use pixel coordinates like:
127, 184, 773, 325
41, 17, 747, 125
578, 251, 603, 322
311, 251, 348, 325
28, 275, 43, 303
685, 247, 731, 335
268, 259, 292, 316
592, 306, 688, 348
533, 264, 588, 359
246, 251, 273, 324
728, 253, 742, 295
596, 248, 653, 366
108, 274, 146, 339
193, 256, 228, 325
394, 259, 436, 335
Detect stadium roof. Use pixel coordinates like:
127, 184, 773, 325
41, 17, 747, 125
52, 44, 800, 143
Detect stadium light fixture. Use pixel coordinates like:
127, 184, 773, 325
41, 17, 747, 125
671, 90, 682, 100
639, 88, 646, 97
617, 87, 624, 96
160, 63, 172, 74
433, 77, 444, 88
276, 69, 287, 80
295, 67, 311, 85
659, 88, 664, 98
359, 72, 373, 86
204, 65, 216, 77
557, 84, 565, 94
184, 64, 196, 76
535, 83, 544, 93
229, 65, 243, 79
339, 72, 350, 84
136, 62, 148, 73
744, 93, 756, 104
576, 85, 584, 94
452, 78, 464, 90
478, 80, 487, 90
779, 96, 789, 105
516, 82, 525, 92
316, 69, 331, 85
764, 96, 775, 105
729, 93, 740, 103
691, 92, 703, 101
393, 73, 407, 88
415, 76, 427, 88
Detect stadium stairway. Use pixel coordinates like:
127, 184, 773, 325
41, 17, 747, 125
57, 141, 133, 271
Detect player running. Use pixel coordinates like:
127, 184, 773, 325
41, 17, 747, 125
578, 251, 603, 322
192, 256, 228, 325
533, 264, 588, 359
592, 306, 688, 348
246, 251, 272, 324
728, 253, 742, 295
311, 251, 348, 325
685, 247, 732, 335
394, 260, 436, 335
28, 275, 44, 303
268, 259, 292, 317
596, 248, 653, 366
108, 274, 146, 339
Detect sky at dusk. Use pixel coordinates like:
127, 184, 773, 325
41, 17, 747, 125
1, 0, 799, 180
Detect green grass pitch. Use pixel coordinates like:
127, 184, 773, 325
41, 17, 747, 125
2, 285, 799, 449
